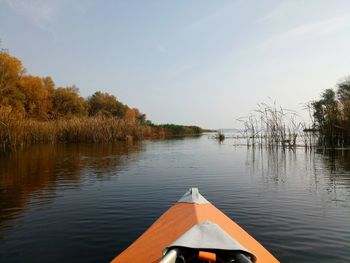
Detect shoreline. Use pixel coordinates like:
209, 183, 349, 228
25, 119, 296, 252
0, 116, 204, 151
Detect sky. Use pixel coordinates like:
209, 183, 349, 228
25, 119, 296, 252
1, 0, 350, 128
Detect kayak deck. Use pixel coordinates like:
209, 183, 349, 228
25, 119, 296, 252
112, 188, 279, 263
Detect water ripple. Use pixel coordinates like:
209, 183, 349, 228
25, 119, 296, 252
0, 139, 350, 262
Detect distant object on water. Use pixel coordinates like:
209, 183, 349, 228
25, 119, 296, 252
216, 130, 225, 141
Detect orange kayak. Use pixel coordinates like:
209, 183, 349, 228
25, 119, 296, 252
112, 188, 279, 263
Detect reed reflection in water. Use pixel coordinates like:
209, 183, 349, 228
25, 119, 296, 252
243, 147, 350, 262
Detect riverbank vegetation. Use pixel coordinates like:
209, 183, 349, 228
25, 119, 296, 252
0, 51, 202, 150
312, 78, 350, 147
237, 102, 314, 149
235, 77, 350, 149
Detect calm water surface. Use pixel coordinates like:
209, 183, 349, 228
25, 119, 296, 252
0, 135, 350, 263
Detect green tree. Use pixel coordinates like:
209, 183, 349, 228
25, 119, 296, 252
42, 76, 55, 94
312, 80, 350, 146
337, 78, 350, 102
87, 91, 127, 117
51, 86, 87, 117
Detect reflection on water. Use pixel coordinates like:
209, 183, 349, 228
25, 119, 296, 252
0, 137, 349, 263
246, 147, 350, 190
244, 147, 350, 262
0, 142, 141, 237
317, 148, 350, 172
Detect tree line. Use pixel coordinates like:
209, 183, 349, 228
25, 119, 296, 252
0, 50, 202, 150
0, 51, 147, 124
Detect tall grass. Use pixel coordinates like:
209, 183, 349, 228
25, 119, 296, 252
0, 117, 135, 150
0, 110, 202, 150
237, 102, 315, 149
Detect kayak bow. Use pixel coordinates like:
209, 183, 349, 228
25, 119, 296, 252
112, 188, 279, 263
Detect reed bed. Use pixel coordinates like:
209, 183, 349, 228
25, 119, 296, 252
0, 117, 131, 149
237, 102, 316, 149
0, 114, 202, 150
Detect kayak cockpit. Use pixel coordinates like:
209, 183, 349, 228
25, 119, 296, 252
160, 220, 256, 263
160, 248, 254, 263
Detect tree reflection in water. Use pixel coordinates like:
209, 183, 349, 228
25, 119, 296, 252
0, 142, 142, 235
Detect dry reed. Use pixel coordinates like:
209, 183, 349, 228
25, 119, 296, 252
0, 110, 202, 150
237, 102, 316, 149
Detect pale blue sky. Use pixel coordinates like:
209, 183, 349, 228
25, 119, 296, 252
1, 0, 350, 128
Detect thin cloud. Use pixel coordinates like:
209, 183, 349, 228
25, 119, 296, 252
258, 1, 293, 24
168, 63, 195, 78
183, 2, 238, 32
156, 43, 168, 54
261, 15, 350, 48
3, 0, 91, 37
4, 0, 61, 30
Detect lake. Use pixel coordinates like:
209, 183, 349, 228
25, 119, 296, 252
0, 134, 349, 263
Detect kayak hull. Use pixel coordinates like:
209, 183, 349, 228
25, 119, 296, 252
112, 190, 279, 263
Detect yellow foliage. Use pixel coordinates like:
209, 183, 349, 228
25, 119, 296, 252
125, 108, 138, 123
18, 76, 51, 119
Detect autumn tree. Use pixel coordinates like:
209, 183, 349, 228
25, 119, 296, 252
125, 108, 138, 123
0, 51, 26, 113
124, 108, 147, 124
42, 76, 55, 94
51, 86, 87, 117
87, 91, 127, 117
17, 75, 52, 119
0, 51, 149, 124
137, 112, 146, 124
